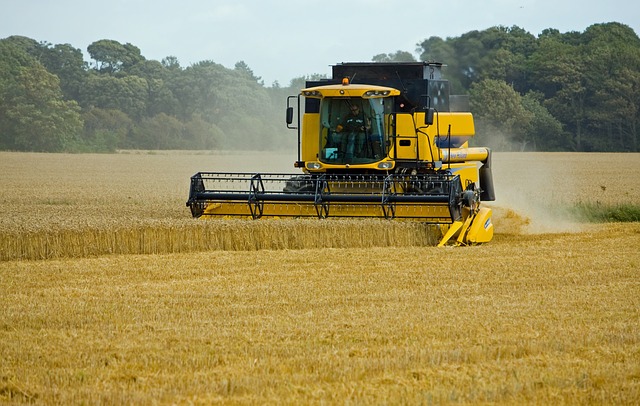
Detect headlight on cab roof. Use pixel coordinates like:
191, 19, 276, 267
303, 90, 322, 97
306, 162, 322, 170
364, 90, 391, 98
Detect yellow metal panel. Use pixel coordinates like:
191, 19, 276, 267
441, 147, 489, 163
466, 207, 494, 243
430, 112, 475, 137
437, 221, 463, 247
302, 84, 401, 98
203, 201, 454, 221
301, 114, 320, 162
394, 114, 418, 160
443, 162, 481, 185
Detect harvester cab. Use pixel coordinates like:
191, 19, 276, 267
187, 62, 496, 246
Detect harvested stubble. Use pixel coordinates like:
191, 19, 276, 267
1, 223, 639, 404
1, 218, 440, 261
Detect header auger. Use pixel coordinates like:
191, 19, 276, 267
187, 62, 496, 246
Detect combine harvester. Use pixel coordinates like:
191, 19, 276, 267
187, 62, 495, 246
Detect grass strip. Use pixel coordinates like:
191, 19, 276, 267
571, 202, 640, 223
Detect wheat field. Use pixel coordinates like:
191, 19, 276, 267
1, 151, 639, 404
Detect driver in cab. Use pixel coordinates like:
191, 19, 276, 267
336, 104, 371, 159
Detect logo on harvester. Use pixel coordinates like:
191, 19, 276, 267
484, 218, 491, 229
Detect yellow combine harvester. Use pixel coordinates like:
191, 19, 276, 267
187, 62, 495, 246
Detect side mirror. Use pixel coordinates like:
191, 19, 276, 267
286, 107, 294, 125
424, 107, 435, 125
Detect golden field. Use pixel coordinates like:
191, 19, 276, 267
1, 151, 639, 404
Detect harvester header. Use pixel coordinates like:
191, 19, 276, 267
187, 61, 495, 246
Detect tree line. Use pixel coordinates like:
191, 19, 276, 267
1, 22, 638, 153
414, 22, 640, 152
0, 37, 295, 152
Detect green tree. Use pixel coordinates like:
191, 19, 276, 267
0, 35, 41, 56
81, 107, 133, 151
450, 31, 485, 90
131, 113, 184, 149
417, 26, 537, 93
166, 60, 226, 120
164, 60, 286, 150
588, 68, 640, 151
520, 91, 569, 151
183, 114, 222, 149
38, 43, 88, 101
476, 48, 529, 93
372, 51, 417, 62
127, 60, 179, 117
581, 23, 640, 151
1, 37, 88, 102
469, 78, 532, 150
0, 40, 35, 148
234, 60, 262, 84
129, 113, 221, 150
528, 36, 587, 150
214, 68, 277, 149
161, 56, 181, 71
80, 73, 148, 119
417, 36, 455, 63
87, 39, 145, 74
3, 64, 83, 151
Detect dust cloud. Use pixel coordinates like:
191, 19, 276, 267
474, 132, 588, 234
489, 152, 587, 235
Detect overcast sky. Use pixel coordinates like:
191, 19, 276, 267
2, 0, 638, 85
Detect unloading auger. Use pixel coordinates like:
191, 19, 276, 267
187, 62, 496, 246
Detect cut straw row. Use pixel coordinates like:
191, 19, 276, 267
1, 219, 440, 261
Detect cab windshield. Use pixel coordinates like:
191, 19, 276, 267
318, 97, 392, 164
